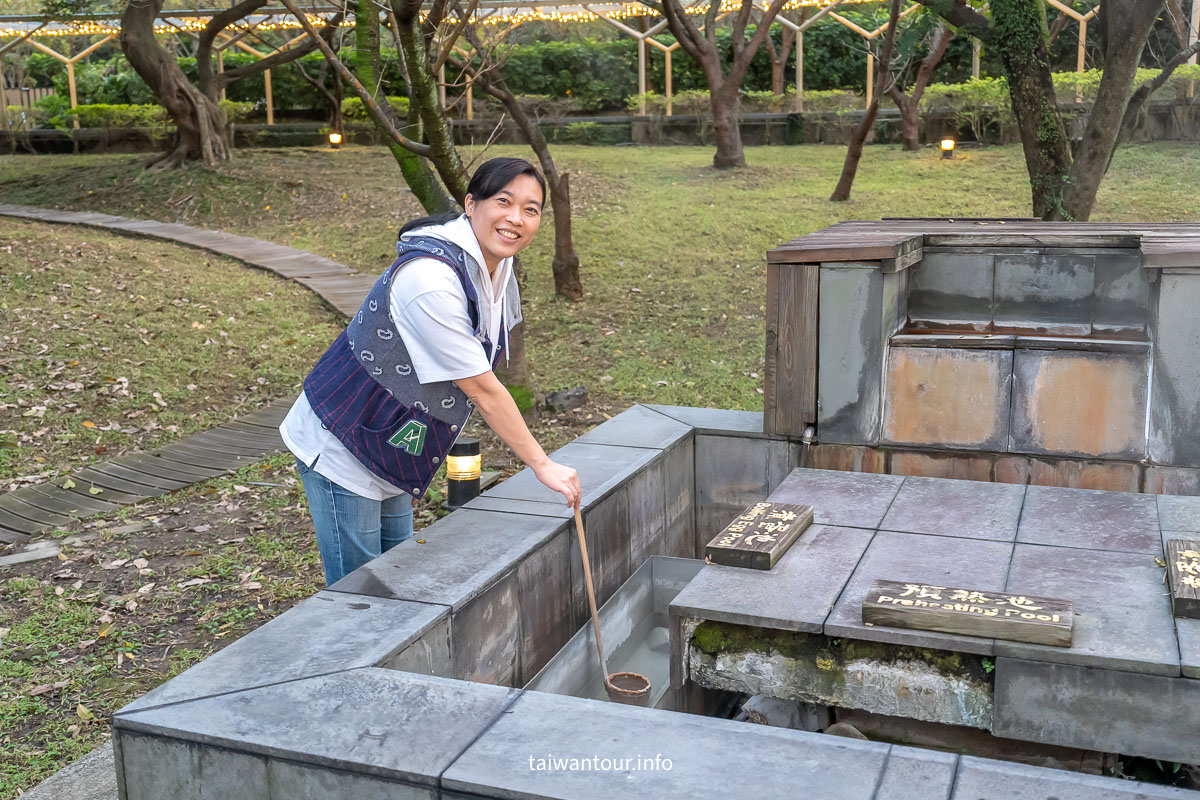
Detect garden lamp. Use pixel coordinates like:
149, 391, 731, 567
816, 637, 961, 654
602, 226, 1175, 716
328, 131, 342, 149
445, 437, 482, 510
940, 138, 956, 159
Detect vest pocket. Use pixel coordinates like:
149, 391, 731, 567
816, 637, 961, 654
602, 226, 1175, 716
347, 403, 448, 486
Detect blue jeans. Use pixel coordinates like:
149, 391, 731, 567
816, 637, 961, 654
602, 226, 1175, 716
296, 458, 414, 586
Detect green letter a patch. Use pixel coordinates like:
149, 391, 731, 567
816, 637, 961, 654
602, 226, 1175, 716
388, 420, 427, 455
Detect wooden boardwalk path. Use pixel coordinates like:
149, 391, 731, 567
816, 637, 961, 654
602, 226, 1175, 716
0, 204, 377, 543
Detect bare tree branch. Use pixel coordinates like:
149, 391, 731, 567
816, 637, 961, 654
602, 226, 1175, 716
218, 13, 345, 87
433, 0, 480, 73
278, 0, 431, 156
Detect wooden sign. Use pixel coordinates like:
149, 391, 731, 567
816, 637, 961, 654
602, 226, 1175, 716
704, 502, 813, 570
861, 580, 1073, 647
1166, 539, 1200, 620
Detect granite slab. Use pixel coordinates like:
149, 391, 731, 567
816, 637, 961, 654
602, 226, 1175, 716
643, 404, 766, 436
770, 468, 904, 530
993, 658, 1200, 765
670, 525, 874, 633
951, 754, 1196, 800
328, 509, 565, 610
875, 747, 957, 800
116, 669, 516, 789
574, 405, 692, 450
464, 495, 573, 519
880, 476, 1026, 541
826, 530, 1013, 655
483, 442, 661, 507
1017, 485, 1160, 554
442, 689, 891, 800
998, 544, 1180, 676
1159, 495, 1200, 532
117, 592, 446, 714
906, 250, 994, 328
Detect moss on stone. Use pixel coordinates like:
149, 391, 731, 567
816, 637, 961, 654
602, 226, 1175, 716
691, 621, 992, 685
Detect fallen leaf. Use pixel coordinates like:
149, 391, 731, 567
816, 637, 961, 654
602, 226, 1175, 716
97, 624, 112, 637
88, 486, 103, 495
217, 537, 245, 545
233, 485, 251, 494
137, 583, 156, 595
177, 578, 211, 588
131, 558, 149, 569
81, 421, 96, 428
77, 704, 94, 720
62, 478, 76, 489
242, 581, 263, 590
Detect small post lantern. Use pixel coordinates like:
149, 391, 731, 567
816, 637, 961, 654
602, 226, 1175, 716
328, 131, 343, 149
940, 137, 956, 159
445, 437, 481, 509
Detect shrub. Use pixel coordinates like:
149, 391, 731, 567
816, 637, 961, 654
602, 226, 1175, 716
340, 95, 410, 120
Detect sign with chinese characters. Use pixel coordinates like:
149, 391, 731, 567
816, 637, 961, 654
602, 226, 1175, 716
861, 580, 1073, 647
1166, 539, 1200, 620
704, 502, 814, 570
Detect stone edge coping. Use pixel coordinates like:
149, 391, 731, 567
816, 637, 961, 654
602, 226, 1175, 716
110, 668, 1199, 800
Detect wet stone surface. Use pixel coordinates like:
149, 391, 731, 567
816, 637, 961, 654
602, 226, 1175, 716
1017, 485, 1160, 554
770, 468, 903, 529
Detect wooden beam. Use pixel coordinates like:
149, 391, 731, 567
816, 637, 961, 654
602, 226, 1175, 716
764, 262, 818, 434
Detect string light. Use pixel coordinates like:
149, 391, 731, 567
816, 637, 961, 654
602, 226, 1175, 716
0, 0, 875, 39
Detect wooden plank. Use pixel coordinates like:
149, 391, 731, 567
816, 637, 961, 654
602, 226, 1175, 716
48, 477, 150, 505
69, 468, 168, 498
161, 440, 265, 464
925, 233, 1140, 248
704, 502, 814, 570
111, 454, 221, 482
181, 430, 279, 456
79, 464, 187, 493
18, 485, 120, 515
1166, 539, 1200, 620
861, 579, 1073, 647
0, 494, 77, 526
767, 240, 917, 265
765, 262, 819, 435
882, 245, 923, 273
0, 524, 31, 544
151, 447, 253, 471
104, 456, 214, 485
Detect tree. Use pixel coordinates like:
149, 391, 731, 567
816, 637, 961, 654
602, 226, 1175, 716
917, 0, 1184, 221
651, 0, 791, 168
886, 20, 955, 151
450, 16, 584, 300
830, 0, 902, 202
117, 0, 342, 169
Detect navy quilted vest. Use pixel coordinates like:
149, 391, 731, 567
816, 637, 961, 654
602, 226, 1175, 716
302, 236, 503, 498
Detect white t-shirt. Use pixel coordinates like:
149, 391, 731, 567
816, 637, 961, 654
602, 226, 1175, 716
280, 215, 511, 500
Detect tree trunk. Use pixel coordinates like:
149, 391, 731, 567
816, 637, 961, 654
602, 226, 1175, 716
450, 36, 584, 300
119, 0, 230, 168
830, 0, 901, 201
548, 173, 583, 300
352, 5, 454, 215
710, 83, 746, 168
988, 0, 1072, 219
392, 0, 469, 203
1060, 1, 1164, 221
893, 93, 920, 150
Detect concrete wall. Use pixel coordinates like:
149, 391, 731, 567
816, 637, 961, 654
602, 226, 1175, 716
813, 244, 1200, 490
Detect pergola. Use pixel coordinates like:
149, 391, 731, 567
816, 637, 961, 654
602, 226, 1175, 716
0, 1, 1166, 127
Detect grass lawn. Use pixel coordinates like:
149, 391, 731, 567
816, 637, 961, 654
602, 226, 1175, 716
0, 218, 344, 487
1, 141, 1198, 796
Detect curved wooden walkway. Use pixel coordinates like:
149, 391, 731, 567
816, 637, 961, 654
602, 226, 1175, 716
0, 203, 376, 544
